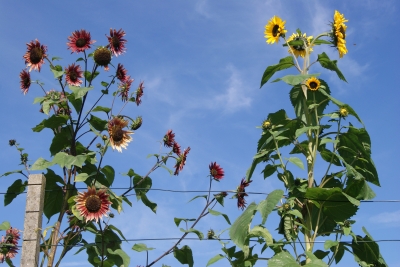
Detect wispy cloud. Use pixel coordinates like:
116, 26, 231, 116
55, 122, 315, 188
195, 0, 211, 19
212, 65, 252, 114
369, 210, 400, 224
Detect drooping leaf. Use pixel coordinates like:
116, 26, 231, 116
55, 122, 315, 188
0, 170, 23, 178
260, 56, 295, 88
88, 115, 108, 131
101, 165, 115, 186
268, 251, 299, 267
30, 157, 54, 170
69, 85, 94, 99
206, 254, 225, 267
208, 209, 231, 225
248, 225, 273, 245
50, 65, 64, 78
286, 157, 305, 170
91, 105, 111, 114
0, 221, 11, 230
4, 179, 27, 206
107, 248, 130, 267
140, 193, 157, 213
174, 218, 196, 227
179, 228, 204, 240
84, 70, 100, 83
317, 52, 347, 82
43, 169, 66, 220
188, 195, 207, 203
50, 127, 72, 156
173, 245, 194, 267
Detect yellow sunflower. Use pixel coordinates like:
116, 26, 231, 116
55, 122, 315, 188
339, 107, 349, 117
286, 32, 313, 58
331, 10, 348, 58
264, 16, 287, 44
108, 117, 134, 152
305, 77, 320, 91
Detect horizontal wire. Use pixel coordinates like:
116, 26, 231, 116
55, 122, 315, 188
1, 187, 399, 203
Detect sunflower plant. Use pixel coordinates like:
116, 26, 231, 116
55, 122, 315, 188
209, 10, 388, 267
1, 29, 230, 267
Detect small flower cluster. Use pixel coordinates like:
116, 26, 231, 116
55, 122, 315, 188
0, 227, 20, 263
163, 130, 191, 175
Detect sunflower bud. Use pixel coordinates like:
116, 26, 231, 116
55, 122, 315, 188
102, 135, 108, 141
339, 107, 348, 117
131, 116, 143, 130
96, 143, 102, 148
109, 213, 115, 218
262, 119, 271, 130
93, 47, 112, 67
9, 139, 16, 146
207, 229, 215, 239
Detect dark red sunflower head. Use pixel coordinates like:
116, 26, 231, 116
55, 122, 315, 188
19, 70, 31, 94
116, 63, 128, 82
65, 63, 83, 86
67, 29, 96, 53
174, 147, 190, 175
107, 28, 127, 57
173, 142, 181, 155
23, 39, 48, 72
135, 81, 144, 106
118, 76, 134, 102
163, 130, 175, 147
209, 162, 224, 181
236, 178, 252, 210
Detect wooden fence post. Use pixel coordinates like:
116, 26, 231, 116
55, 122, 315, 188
20, 174, 46, 267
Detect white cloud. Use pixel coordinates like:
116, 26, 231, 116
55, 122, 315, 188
369, 210, 400, 224
213, 65, 252, 114
195, 0, 211, 19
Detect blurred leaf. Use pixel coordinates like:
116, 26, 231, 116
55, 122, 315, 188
50, 65, 64, 78
88, 115, 108, 131
174, 218, 196, 227
52, 57, 62, 61
31, 157, 54, 170
257, 189, 284, 224
0, 170, 23, 178
188, 195, 207, 202
268, 251, 299, 267
101, 81, 109, 87
43, 169, 66, 220
67, 93, 83, 112
324, 240, 338, 250
52, 152, 91, 169
317, 52, 347, 82
69, 85, 93, 99
286, 157, 304, 170
50, 127, 72, 156
4, 179, 27, 206
173, 245, 194, 267
132, 243, 155, 252
140, 193, 157, 213
249, 225, 273, 245
229, 202, 257, 258
0, 221, 11, 231
272, 73, 320, 86
107, 248, 130, 267
101, 165, 115, 186
260, 56, 295, 88
344, 178, 376, 200
262, 164, 277, 179
92, 106, 111, 114
179, 228, 204, 240
206, 254, 225, 267
84, 70, 100, 82
208, 209, 231, 225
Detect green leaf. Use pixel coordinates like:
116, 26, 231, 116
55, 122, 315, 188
257, 189, 284, 224
0, 170, 23, 178
0, 221, 11, 230
133, 175, 152, 199
132, 243, 155, 252
174, 218, 196, 227
229, 202, 257, 258
88, 115, 108, 131
272, 73, 320, 86
67, 93, 82, 112
91, 106, 111, 114
107, 248, 130, 267
268, 251, 299, 267
52, 56, 62, 61
248, 225, 273, 245
206, 254, 225, 267
140, 193, 157, 213
101, 165, 115, 186
295, 126, 320, 138
351, 234, 380, 264
286, 157, 304, 170
208, 209, 231, 225
188, 195, 207, 203
84, 71, 100, 82
101, 81, 109, 87
314, 250, 330, 260
69, 85, 94, 99
344, 178, 376, 200
4, 179, 27, 206
317, 52, 347, 82
50, 65, 64, 78
43, 169, 65, 220
31, 157, 54, 170
287, 209, 303, 219
324, 240, 338, 250
173, 245, 194, 267
74, 172, 96, 182
50, 127, 72, 156
52, 152, 89, 169
260, 56, 295, 88
304, 251, 329, 266
262, 164, 277, 179
179, 228, 204, 240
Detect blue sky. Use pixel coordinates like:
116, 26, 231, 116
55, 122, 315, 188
0, 0, 399, 266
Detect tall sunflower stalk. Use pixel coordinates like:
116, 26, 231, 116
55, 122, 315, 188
223, 11, 388, 267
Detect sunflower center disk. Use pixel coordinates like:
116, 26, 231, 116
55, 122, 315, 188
112, 128, 124, 142
272, 25, 280, 37
85, 195, 102, 212
30, 48, 43, 64
76, 38, 87, 48
310, 82, 318, 89
112, 37, 120, 49
94, 48, 111, 66
211, 169, 217, 176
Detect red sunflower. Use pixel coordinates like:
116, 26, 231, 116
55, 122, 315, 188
209, 162, 224, 181
23, 39, 47, 72
19, 70, 31, 94
65, 63, 83, 86
107, 28, 127, 57
0, 227, 20, 263
235, 178, 252, 210
108, 117, 134, 152
163, 130, 175, 147
174, 147, 190, 175
118, 76, 134, 102
75, 186, 112, 223
116, 63, 128, 82
67, 29, 96, 53
172, 142, 181, 155
135, 81, 144, 106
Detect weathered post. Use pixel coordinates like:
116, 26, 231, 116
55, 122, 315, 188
20, 174, 46, 267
